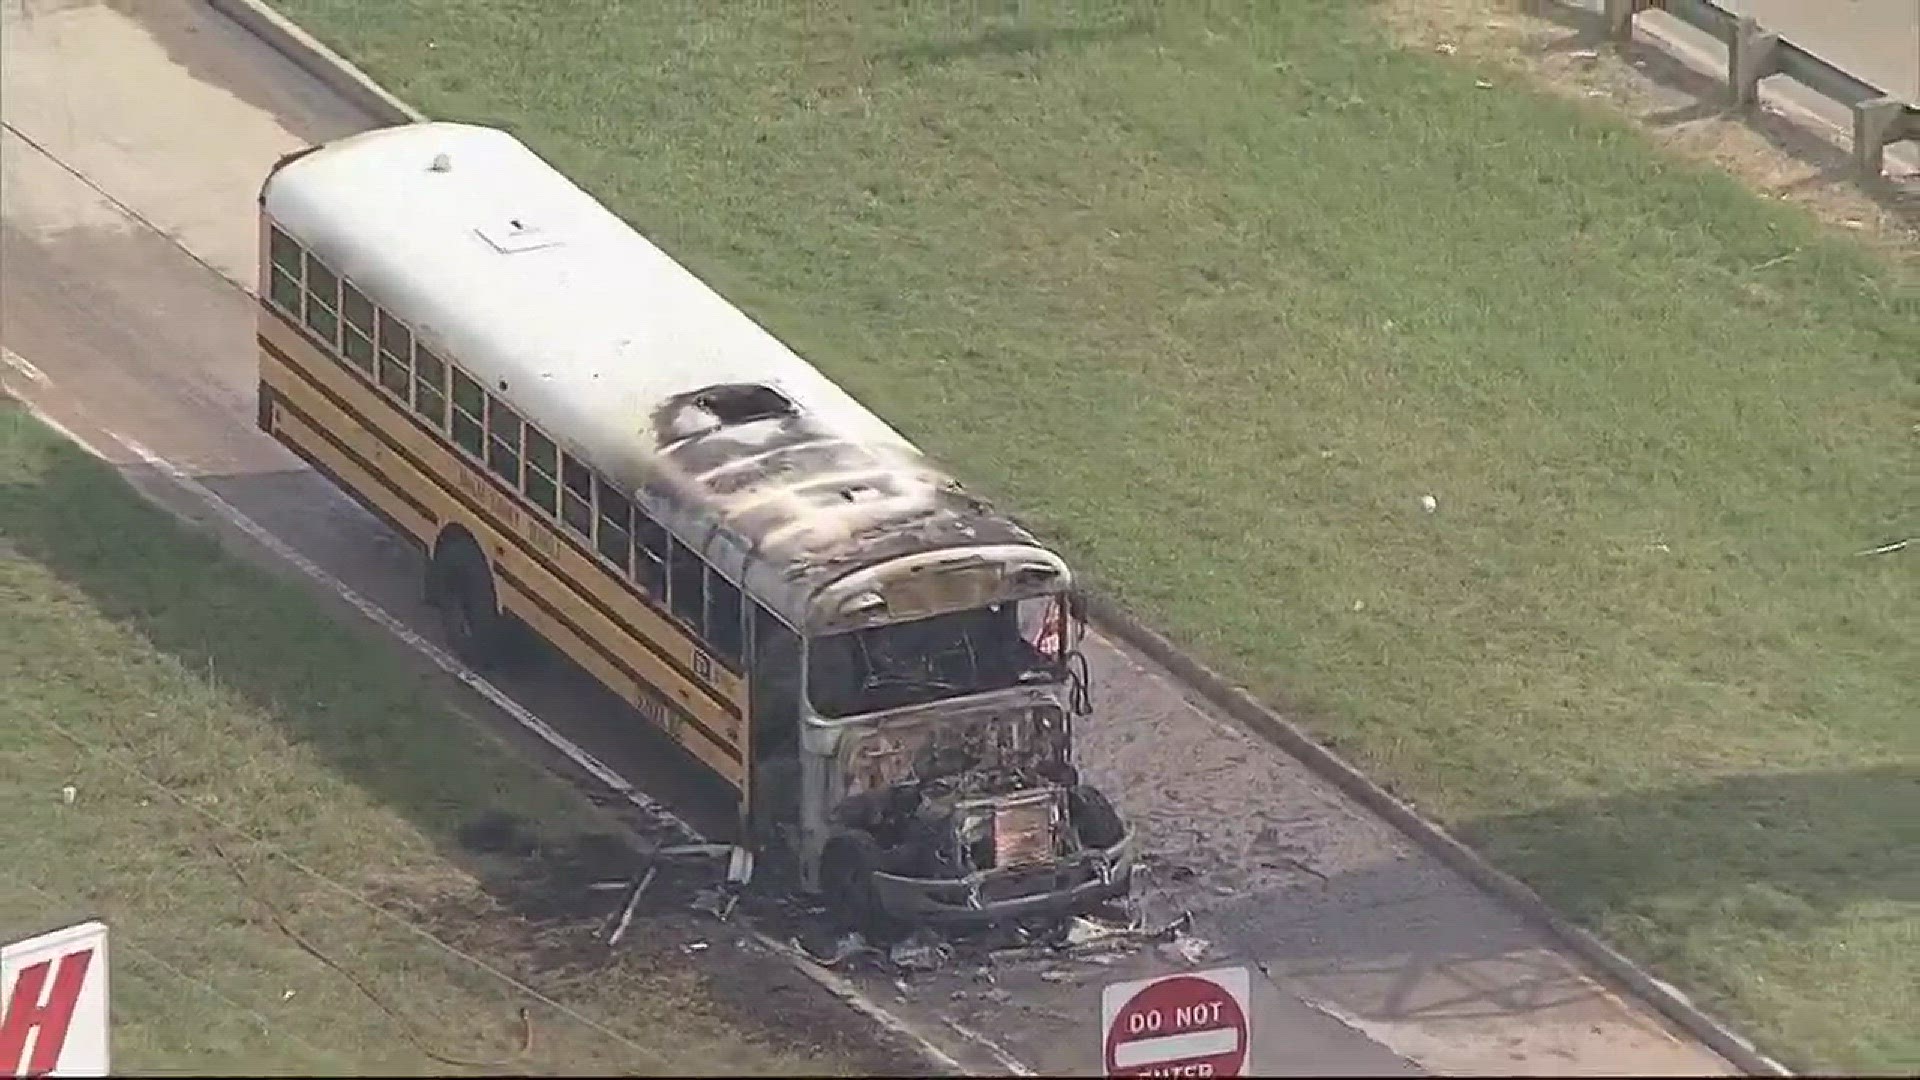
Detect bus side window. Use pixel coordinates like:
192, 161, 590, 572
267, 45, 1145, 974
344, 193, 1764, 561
632, 510, 668, 600
668, 536, 705, 634
341, 284, 376, 375
413, 346, 447, 428
486, 397, 523, 485
377, 314, 412, 400
450, 369, 485, 458
267, 227, 303, 316
706, 569, 743, 667
303, 253, 340, 347
560, 454, 593, 537
594, 478, 633, 574
523, 427, 558, 515
378, 314, 412, 394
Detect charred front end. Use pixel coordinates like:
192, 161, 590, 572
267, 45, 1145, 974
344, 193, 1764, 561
810, 689, 1135, 927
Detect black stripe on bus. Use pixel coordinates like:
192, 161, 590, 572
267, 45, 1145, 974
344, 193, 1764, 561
258, 297, 750, 678
263, 383, 440, 532
268, 382, 742, 766
259, 329, 742, 721
494, 564, 742, 764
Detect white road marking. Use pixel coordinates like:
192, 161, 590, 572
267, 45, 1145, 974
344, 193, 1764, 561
1, 346, 1000, 1077
1111, 1027, 1241, 1069
1, 346, 48, 384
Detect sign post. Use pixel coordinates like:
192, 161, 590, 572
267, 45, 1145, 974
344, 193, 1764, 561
1102, 965, 1251, 1077
2, 921, 110, 1078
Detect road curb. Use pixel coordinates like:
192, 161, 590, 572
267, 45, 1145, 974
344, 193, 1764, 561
205, 0, 424, 125
206, 0, 1792, 1074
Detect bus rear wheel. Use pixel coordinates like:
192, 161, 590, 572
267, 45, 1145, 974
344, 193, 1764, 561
428, 536, 514, 669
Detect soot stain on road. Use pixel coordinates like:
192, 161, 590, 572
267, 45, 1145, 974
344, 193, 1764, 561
418, 811, 925, 1072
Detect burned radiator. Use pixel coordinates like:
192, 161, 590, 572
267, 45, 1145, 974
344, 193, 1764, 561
992, 789, 1062, 868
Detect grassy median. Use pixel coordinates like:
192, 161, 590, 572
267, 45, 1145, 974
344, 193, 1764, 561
215, 0, 1919, 1070
0, 402, 897, 1075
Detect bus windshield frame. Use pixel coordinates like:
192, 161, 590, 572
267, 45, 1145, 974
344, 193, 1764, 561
805, 596, 1065, 720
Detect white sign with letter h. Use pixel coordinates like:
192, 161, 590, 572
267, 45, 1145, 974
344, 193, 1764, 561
2, 921, 109, 1078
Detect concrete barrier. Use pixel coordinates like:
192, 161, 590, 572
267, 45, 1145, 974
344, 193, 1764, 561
1604, 0, 1919, 178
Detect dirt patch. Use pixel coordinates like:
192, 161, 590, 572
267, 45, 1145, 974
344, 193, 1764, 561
1377, 0, 1919, 266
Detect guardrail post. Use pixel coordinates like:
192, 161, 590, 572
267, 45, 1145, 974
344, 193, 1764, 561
1603, 0, 1637, 44
1728, 15, 1781, 112
1852, 96, 1904, 179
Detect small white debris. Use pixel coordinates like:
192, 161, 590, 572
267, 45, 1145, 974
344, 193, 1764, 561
684, 940, 709, 954
1171, 936, 1211, 964
1420, 494, 1439, 513
1856, 537, 1912, 557
1435, 42, 1458, 55
281, 989, 296, 1001
1352, 599, 1366, 612
60, 785, 76, 805
1475, 78, 1494, 89
1570, 48, 1599, 60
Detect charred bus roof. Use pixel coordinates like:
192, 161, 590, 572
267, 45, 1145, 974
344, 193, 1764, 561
262, 122, 1066, 630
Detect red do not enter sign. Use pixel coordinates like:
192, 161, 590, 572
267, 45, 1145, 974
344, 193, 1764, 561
1101, 966, 1251, 1077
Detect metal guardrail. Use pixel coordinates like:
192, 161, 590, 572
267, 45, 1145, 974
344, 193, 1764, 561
1604, 0, 1920, 178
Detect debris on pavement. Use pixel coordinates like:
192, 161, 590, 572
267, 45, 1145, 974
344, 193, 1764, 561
603, 866, 656, 949
1159, 933, 1211, 966
888, 929, 952, 973
651, 842, 733, 861
691, 886, 740, 923
796, 930, 880, 968
725, 845, 755, 886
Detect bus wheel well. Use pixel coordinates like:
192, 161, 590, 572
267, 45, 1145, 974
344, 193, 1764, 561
427, 526, 483, 599
431, 524, 482, 564
425, 526, 513, 668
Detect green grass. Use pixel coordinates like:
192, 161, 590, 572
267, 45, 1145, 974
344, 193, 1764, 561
0, 402, 892, 1075
216, 0, 1920, 1070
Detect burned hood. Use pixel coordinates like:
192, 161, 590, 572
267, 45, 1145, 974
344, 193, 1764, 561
835, 687, 1070, 799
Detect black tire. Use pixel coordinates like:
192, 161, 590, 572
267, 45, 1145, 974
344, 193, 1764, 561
428, 536, 515, 669
1070, 785, 1126, 849
819, 830, 885, 930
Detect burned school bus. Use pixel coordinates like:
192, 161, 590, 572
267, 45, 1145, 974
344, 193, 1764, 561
253, 122, 1135, 925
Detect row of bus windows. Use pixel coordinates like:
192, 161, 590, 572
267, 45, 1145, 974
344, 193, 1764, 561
268, 225, 749, 668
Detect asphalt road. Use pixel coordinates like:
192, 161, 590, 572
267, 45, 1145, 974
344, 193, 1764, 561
0, 1, 1737, 1075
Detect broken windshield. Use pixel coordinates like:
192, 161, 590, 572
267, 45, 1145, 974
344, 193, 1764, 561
807, 597, 1064, 719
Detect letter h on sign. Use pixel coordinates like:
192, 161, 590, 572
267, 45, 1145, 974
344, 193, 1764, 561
2, 921, 109, 1078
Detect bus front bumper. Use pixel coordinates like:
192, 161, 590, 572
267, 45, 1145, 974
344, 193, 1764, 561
868, 830, 1137, 927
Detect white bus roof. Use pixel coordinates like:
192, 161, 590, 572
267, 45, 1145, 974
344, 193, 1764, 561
262, 122, 1063, 629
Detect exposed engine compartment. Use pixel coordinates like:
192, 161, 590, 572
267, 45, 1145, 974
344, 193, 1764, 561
833, 704, 1093, 879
